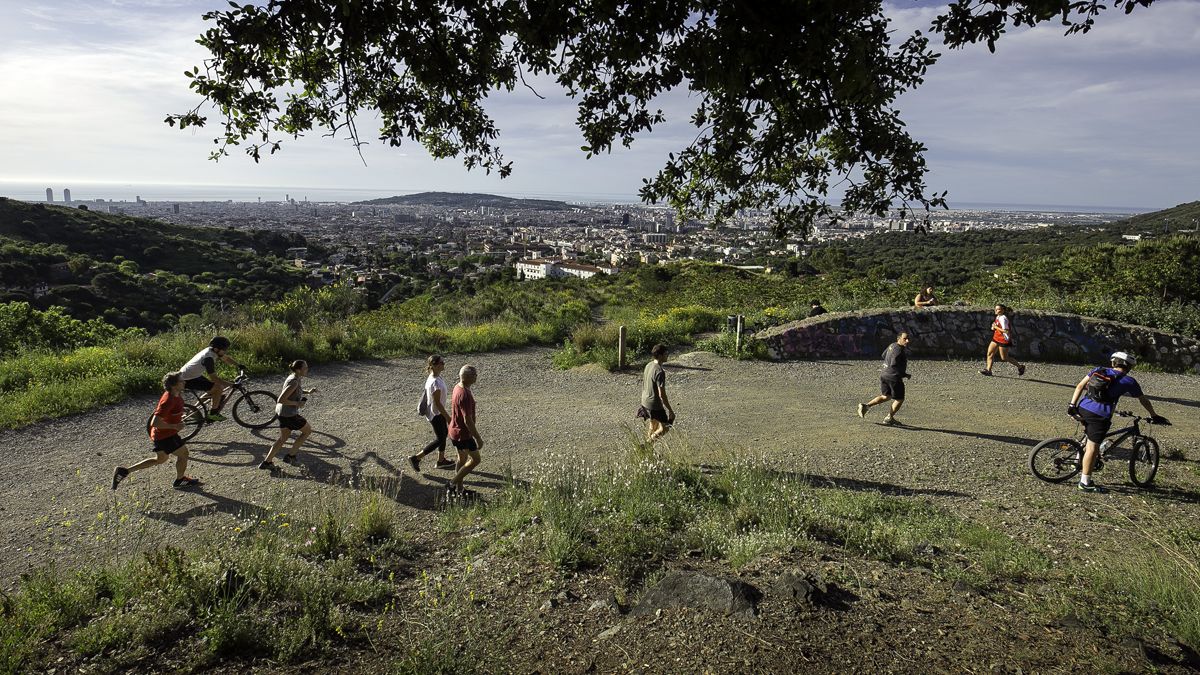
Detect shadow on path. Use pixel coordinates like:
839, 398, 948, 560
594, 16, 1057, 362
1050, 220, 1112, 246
884, 424, 1039, 447
696, 464, 970, 499
185, 441, 261, 468
144, 487, 269, 526
665, 364, 713, 372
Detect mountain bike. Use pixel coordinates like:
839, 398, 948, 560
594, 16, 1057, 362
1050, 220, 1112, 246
145, 371, 278, 439
1028, 411, 1168, 488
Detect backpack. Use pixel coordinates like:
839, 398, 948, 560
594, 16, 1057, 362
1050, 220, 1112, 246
417, 390, 430, 417
1085, 369, 1121, 404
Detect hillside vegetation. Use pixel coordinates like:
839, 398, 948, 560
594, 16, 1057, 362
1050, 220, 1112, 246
0, 199, 313, 331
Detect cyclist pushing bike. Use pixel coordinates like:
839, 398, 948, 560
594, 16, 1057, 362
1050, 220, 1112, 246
1067, 351, 1169, 493
180, 336, 245, 423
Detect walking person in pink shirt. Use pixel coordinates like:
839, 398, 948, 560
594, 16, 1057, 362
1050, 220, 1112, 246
447, 365, 484, 497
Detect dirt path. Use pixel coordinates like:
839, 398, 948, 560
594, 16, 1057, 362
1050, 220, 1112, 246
1, 347, 1198, 585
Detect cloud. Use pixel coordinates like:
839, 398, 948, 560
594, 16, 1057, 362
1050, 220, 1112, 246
1, 0, 1198, 207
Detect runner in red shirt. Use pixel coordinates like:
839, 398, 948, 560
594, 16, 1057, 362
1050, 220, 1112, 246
112, 372, 202, 490
980, 304, 1026, 377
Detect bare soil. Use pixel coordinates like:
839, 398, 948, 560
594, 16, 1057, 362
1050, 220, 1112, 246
3, 347, 1199, 672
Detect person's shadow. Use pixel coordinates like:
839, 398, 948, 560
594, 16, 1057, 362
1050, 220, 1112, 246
144, 487, 270, 526
882, 424, 1039, 447
695, 464, 970, 499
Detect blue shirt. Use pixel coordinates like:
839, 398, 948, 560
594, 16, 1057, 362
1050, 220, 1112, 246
1078, 367, 1142, 418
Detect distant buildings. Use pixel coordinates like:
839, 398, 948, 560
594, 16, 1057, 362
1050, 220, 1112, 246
63, 188, 72, 202
516, 257, 619, 280
45, 188, 53, 202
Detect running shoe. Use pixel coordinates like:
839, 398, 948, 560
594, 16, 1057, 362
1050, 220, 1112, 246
1017, 364, 1026, 377
408, 455, 421, 473
882, 416, 899, 426
857, 403, 868, 419
282, 454, 300, 466
112, 467, 129, 490
435, 458, 457, 469
979, 369, 992, 376
205, 412, 227, 422
173, 476, 203, 489
1077, 481, 1105, 493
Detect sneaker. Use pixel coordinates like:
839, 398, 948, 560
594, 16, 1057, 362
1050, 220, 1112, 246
112, 467, 129, 490
408, 455, 421, 473
282, 454, 300, 466
882, 416, 897, 426
857, 403, 868, 419
1017, 364, 1026, 376
173, 476, 202, 489
979, 369, 992, 376
258, 460, 275, 470
1078, 481, 1105, 493
435, 458, 457, 469
205, 412, 227, 422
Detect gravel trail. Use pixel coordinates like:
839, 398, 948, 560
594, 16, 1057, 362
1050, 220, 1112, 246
2, 347, 1198, 585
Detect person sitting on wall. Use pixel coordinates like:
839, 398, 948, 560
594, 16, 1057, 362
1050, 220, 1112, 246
808, 299, 828, 318
913, 285, 938, 308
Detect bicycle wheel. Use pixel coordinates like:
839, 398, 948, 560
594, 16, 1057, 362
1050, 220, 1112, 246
178, 403, 205, 442
1029, 437, 1083, 483
232, 390, 278, 429
1128, 437, 1160, 487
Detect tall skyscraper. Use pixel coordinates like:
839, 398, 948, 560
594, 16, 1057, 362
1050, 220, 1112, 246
63, 188, 72, 202
45, 188, 53, 202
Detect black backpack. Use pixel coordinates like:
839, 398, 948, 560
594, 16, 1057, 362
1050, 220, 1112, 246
1085, 369, 1121, 404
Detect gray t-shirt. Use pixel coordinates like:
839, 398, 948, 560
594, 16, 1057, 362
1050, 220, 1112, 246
275, 374, 303, 417
641, 360, 666, 410
881, 343, 908, 380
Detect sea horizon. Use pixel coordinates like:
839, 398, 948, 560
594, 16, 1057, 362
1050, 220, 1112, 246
0, 180, 1161, 215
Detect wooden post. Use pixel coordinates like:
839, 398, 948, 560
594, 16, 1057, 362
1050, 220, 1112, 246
735, 315, 743, 353
618, 325, 627, 369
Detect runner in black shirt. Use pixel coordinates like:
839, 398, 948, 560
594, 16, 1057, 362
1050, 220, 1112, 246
857, 332, 911, 426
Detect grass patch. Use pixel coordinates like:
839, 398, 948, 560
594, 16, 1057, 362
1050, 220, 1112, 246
1087, 519, 1200, 651
442, 447, 1049, 588
0, 493, 409, 672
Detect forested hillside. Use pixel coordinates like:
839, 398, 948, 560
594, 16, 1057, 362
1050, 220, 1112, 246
0, 198, 314, 330
812, 201, 1200, 287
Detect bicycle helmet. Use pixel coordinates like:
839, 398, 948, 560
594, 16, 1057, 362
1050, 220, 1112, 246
210, 336, 231, 351
1110, 351, 1136, 368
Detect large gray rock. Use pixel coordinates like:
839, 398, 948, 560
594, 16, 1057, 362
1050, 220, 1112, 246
632, 571, 760, 619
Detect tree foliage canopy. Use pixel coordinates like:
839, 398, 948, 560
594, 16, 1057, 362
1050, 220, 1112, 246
169, 0, 1154, 236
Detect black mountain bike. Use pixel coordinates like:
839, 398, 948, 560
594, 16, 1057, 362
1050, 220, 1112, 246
1029, 411, 1168, 488
145, 371, 278, 441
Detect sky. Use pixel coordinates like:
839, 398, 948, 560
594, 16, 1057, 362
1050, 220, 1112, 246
0, 0, 1197, 209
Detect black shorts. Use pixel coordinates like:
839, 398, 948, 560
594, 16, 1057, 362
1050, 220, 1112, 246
451, 437, 479, 452
880, 377, 905, 400
279, 415, 308, 431
185, 376, 215, 391
152, 435, 186, 455
1079, 409, 1112, 444
637, 406, 671, 424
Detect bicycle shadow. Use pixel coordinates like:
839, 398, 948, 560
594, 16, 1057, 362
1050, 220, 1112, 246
882, 424, 1039, 447
1094, 483, 1200, 505
184, 441, 262, 468
695, 464, 970, 499
143, 487, 270, 527
249, 428, 347, 453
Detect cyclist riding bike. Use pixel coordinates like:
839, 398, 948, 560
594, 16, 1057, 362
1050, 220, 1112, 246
1067, 351, 1169, 493
179, 336, 245, 423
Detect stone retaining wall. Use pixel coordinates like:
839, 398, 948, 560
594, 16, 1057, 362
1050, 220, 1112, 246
753, 306, 1200, 373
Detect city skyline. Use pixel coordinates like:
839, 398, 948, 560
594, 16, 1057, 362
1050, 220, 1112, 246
1, 1, 1198, 210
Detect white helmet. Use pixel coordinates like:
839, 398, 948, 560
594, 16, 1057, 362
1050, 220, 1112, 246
1110, 351, 1136, 368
